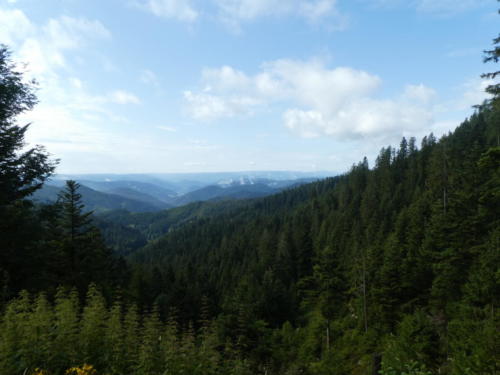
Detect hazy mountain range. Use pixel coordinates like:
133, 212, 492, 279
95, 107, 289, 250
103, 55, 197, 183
33, 171, 332, 212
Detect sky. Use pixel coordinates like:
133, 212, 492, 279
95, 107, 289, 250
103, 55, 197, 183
1, 0, 498, 174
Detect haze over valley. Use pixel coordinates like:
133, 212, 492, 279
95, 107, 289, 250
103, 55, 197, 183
34, 171, 330, 211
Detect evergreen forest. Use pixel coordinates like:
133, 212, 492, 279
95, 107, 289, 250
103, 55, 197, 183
0, 9, 499, 375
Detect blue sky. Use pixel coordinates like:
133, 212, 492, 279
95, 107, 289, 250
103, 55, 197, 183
1, 0, 498, 174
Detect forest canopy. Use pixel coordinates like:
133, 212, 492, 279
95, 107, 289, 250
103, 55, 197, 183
0, 10, 499, 375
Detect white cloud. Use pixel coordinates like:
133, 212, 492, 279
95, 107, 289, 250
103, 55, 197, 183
0, 8, 34, 45
184, 90, 261, 120
214, 0, 347, 29
202, 65, 252, 92
214, 0, 289, 20
283, 97, 434, 139
43, 16, 111, 50
191, 60, 383, 120
136, 0, 346, 28
1, 6, 146, 165
264, 60, 382, 115
137, 0, 198, 22
300, 0, 346, 25
187, 59, 494, 143
185, 59, 440, 140
108, 90, 141, 105
214, 0, 337, 20
23, 104, 109, 154
456, 78, 493, 110
283, 109, 326, 138
403, 84, 437, 104
1, 11, 112, 80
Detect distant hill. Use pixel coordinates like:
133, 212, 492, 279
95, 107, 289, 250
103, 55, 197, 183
94, 200, 246, 253
76, 180, 178, 202
172, 182, 274, 206
31, 184, 170, 213
47, 173, 324, 209
105, 187, 171, 209
92, 177, 321, 253
171, 177, 319, 205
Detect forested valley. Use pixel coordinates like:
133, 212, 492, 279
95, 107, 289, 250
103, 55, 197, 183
0, 15, 499, 375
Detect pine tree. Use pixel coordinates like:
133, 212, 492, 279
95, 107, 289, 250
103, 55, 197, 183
481, 2, 500, 102
24, 293, 54, 370
136, 307, 164, 375
0, 291, 32, 374
448, 306, 500, 375
122, 304, 141, 372
0, 46, 56, 205
312, 245, 347, 349
79, 284, 108, 370
58, 180, 92, 244
52, 288, 80, 371
198, 314, 221, 375
0, 45, 57, 301
104, 299, 126, 375
55, 180, 118, 294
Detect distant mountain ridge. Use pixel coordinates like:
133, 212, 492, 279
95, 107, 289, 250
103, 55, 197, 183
52, 171, 331, 191
32, 184, 169, 213
42, 171, 331, 211
173, 183, 275, 206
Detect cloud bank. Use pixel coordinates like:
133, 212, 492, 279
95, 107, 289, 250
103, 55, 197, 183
184, 59, 445, 140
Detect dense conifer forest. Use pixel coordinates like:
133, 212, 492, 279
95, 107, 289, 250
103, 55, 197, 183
0, 9, 499, 375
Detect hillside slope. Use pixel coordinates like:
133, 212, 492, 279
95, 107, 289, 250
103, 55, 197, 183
128, 108, 500, 374
94, 200, 251, 254
32, 184, 168, 212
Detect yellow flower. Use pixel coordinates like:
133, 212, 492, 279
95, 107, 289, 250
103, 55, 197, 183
65, 364, 97, 375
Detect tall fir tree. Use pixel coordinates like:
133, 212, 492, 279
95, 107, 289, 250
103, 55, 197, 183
0, 46, 56, 301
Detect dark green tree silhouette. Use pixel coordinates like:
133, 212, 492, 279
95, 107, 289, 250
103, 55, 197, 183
0, 45, 57, 300
55, 180, 120, 294
482, 2, 500, 102
0, 46, 56, 205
